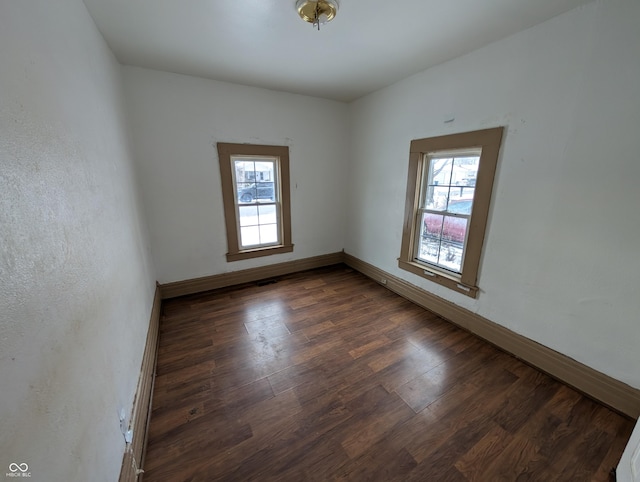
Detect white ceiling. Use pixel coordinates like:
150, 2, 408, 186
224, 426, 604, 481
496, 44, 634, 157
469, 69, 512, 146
83, 0, 593, 102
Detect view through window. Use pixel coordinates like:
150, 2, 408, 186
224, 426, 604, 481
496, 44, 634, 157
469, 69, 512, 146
416, 150, 480, 273
234, 157, 279, 248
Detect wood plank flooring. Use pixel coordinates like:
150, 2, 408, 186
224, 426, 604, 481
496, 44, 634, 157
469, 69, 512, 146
143, 265, 634, 481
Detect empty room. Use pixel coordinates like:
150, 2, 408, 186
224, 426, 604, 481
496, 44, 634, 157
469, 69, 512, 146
1, 0, 639, 480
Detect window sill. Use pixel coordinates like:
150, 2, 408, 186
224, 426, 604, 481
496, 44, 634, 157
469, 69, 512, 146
397, 259, 478, 298
226, 244, 294, 262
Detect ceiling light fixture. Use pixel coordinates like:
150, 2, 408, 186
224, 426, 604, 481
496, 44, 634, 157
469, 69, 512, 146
296, 0, 339, 31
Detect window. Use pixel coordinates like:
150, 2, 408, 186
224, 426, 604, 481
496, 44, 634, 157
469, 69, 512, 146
217, 143, 293, 262
399, 127, 503, 298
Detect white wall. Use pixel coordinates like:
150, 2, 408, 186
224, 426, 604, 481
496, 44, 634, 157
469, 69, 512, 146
0, 1, 156, 481
346, 0, 640, 390
123, 67, 349, 284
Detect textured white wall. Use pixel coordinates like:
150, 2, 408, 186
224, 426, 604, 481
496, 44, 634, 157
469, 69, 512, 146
0, 1, 155, 481
346, 0, 640, 389
123, 67, 349, 283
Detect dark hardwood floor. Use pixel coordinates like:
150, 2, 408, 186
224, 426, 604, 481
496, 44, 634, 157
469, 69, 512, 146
143, 265, 633, 481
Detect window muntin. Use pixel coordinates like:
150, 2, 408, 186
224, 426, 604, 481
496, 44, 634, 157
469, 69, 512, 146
217, 143, 293, 262
398, 127, 503, 298
414, 150, 480, 274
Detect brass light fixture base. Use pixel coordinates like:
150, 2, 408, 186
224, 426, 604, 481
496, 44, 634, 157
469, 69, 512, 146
296, 0, 339, 27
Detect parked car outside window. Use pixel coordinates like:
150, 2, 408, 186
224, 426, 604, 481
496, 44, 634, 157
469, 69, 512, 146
237, 182, 275, 203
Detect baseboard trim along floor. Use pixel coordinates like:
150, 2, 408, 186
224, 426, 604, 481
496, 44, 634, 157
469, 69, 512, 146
159, 252, 344, 299
119, 284, 161, 482
342, 252, 640, 419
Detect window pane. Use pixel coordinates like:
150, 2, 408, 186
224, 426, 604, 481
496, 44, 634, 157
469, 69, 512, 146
429, 158, 453, 186
238, 205, 258, 227
253, 161, 275, 182
258, 204, 277, 224
240, 226, 260, 247
452, 156, 479, 187
441, 215, 467, 246
259, 224, 278, 245
255, 181, 275, 203
425, 186, 450, 211
423, 212, 444, 239
238, 185, 257, 204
